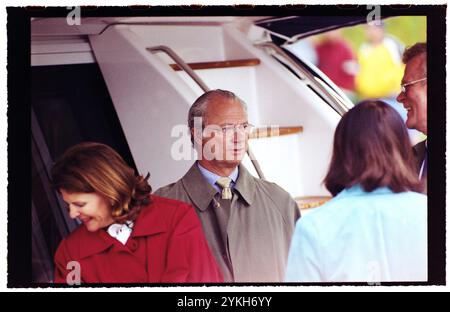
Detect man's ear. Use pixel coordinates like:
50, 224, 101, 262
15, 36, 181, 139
192, 127, 203, 147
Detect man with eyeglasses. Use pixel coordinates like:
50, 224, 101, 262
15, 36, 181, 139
396, 42, 427, 192
155, 89, 300, 282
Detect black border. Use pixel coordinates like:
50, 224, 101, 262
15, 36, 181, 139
8, 7, 31, 288
0, 291, 438, 310
7, 5, 446, 288
426, 5, 446, 285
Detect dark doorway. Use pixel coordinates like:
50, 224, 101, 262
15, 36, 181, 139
31, 63, 135, 283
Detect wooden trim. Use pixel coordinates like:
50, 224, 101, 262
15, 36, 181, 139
169, 58, 260, 71
249, 126, 303, 139
295, 196, 331, 210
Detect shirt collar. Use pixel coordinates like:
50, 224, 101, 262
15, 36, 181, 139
197, 162, 239, 192
106, 221, 133, 245
335, 184, 393, 200
181, 163, 256, 211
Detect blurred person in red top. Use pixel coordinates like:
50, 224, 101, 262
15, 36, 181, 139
315, 29, 358, 95
51, 142, 222, 284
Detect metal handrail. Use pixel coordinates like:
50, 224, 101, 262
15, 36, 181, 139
147, 45, 210, 92
255, 42, 353, 116
146, 45, 265, 179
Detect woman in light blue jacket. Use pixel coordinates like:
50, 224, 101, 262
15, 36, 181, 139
285, 100, 426, 283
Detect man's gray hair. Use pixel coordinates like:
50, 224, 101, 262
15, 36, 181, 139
188, 90, 247, 142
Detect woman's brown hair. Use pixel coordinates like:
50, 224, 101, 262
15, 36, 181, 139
324, 100, 422, 196
51, 142, 152, 223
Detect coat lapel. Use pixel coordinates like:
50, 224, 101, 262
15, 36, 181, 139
413, 140, 427, 174
181, 163, 218, 212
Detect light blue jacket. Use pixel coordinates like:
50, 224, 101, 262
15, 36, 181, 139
285, 185, 427, 282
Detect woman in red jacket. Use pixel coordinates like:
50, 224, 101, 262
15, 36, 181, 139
51, 142, 222, 284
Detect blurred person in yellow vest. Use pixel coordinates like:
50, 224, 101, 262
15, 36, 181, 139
355, 22, 405, 99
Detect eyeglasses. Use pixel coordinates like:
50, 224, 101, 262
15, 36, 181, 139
218, 123, 255, 134
400, 77, 427, 93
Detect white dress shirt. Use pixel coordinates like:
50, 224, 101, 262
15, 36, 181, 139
106, 221, 134, 245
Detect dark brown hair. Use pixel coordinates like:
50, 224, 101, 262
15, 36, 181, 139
402, 42, 427, 64
402, 42, 427, 76
324, 100, 422, 196
51, 142, 151, 223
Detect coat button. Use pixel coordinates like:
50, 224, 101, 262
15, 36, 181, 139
129, 240, 138, 251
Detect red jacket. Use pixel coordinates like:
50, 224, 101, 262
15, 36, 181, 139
54, 195, 223, 283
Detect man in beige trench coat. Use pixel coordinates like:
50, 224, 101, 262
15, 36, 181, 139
155, 89, 300, 282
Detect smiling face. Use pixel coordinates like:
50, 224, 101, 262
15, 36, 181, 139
396, 54, 427, 134
197, 97, 248, 176
60, 189, 114, 232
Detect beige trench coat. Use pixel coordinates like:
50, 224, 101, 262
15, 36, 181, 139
155, 163, 300, 282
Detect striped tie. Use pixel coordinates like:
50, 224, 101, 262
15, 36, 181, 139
216, 177, 233, 200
